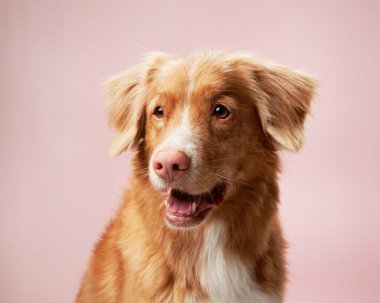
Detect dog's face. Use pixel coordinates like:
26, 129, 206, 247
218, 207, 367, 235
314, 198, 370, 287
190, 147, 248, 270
105, 52, 316, 229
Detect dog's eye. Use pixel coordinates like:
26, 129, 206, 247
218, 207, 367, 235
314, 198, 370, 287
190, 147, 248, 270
153, 106, 164, 118
213, 104, 230, 119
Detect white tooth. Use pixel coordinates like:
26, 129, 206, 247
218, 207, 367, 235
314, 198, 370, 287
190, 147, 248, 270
164, 200, 168, 208
192, 202, 196, 214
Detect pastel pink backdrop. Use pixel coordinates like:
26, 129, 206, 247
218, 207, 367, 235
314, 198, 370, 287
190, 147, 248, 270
1, 0, 379, 302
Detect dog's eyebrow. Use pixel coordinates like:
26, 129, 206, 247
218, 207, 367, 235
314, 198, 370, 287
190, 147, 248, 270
208, 90, 234, 103
157, 90, 185, 101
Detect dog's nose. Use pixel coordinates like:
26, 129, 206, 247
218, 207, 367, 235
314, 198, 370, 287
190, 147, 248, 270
153, 150, 189, 182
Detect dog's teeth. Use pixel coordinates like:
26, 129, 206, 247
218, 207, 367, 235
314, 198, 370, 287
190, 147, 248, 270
164, 200, 168, 208
191, 202, 196, 214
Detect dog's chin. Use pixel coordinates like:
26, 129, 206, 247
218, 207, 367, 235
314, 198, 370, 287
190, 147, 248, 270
160, 182, 227, 229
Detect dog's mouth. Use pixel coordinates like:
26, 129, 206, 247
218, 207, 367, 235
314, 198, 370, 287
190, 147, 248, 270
161, 183, 226, 228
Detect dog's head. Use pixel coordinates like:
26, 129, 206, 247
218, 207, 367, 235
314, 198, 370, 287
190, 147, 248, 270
105, 51, 316, 229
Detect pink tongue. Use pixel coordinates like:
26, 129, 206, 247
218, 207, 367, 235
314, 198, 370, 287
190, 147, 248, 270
167, 194, 193, 215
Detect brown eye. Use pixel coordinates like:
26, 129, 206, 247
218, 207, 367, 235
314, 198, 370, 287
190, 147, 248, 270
153, 106, 164, 118
213, 104, 230, 119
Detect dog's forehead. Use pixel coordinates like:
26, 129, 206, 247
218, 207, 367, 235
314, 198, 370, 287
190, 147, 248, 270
153, 57, 229, 102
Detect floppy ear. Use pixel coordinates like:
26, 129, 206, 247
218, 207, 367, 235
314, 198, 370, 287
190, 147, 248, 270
253, 64, 317, 152
104, 65, 146, 156
104, 52, 169, 156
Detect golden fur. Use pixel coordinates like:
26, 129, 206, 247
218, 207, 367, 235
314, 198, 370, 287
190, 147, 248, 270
76, 51, 316, 302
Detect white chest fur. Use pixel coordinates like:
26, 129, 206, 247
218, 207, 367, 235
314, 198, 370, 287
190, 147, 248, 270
190, 220, 280, 303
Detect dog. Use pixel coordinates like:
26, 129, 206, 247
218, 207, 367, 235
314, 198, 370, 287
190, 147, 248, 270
76, 51, 316, 303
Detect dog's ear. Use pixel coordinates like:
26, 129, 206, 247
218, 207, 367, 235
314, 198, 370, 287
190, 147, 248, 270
104, 53, 169, 156
104, 65, 145, 156
252, 63, 317, 152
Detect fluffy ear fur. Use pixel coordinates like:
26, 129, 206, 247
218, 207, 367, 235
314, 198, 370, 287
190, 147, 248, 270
104, 66, 145, 156
252, 63, 317, 152
104, 52, 168, 156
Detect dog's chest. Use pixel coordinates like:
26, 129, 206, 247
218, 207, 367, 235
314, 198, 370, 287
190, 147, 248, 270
185, 220, 279, 303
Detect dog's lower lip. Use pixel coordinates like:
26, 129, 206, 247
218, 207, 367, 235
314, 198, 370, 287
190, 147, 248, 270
162, 183, 226, 228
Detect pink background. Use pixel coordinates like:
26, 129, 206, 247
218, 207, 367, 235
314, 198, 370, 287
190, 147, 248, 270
1, 0, 380, 302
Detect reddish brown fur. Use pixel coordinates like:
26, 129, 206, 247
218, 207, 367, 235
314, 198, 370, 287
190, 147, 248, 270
76, 51, 316, 302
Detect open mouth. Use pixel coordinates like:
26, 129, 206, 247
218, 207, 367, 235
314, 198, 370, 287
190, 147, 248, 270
162, 183, 227, 228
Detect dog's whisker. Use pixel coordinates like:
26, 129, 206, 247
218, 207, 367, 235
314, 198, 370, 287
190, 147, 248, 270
210, 172, 255, 189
